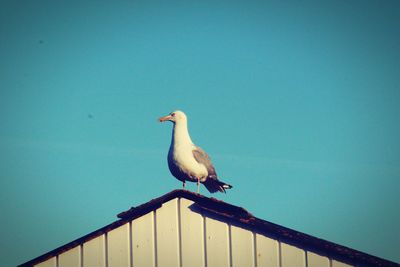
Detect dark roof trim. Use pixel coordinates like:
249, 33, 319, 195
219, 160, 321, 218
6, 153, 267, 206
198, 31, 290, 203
19, 190, 399, 267
117, 189, 251, 220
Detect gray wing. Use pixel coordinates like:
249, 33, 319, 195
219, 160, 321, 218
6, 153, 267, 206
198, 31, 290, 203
192, 146, 218, 179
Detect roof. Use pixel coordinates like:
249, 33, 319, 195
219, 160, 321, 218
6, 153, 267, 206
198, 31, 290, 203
19, 189, 399, 267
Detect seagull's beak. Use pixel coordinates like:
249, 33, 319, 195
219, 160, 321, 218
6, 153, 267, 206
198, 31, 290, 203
158, 115, 172, 122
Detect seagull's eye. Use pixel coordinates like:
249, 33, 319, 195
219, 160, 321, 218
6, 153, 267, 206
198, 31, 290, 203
171, 113, 175, 117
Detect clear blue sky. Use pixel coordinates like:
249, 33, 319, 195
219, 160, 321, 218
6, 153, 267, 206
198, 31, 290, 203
1, 1, 399, 266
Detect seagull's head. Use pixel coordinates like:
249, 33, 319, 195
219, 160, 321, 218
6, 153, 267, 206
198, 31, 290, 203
158, 110, 187, 124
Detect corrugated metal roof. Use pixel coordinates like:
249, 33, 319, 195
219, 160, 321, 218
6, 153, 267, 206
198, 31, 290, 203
19, 190, 399, 267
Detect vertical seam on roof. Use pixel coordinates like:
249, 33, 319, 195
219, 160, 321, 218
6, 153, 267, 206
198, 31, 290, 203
80, 244, 83, 267
253, 232, 258, 267
129, 221, 133, 267
203, 215, 208, 267
153, 210, 158, 267
228, 224, 233, 267
105, 232, 109, 267
305, 250, 308, 267
177, 198, 183, 267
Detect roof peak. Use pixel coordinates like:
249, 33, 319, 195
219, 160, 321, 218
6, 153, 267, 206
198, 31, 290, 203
117, 189, 251, 220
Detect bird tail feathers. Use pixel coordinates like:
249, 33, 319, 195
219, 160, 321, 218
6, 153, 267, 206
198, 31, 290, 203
203, 179, 233, 193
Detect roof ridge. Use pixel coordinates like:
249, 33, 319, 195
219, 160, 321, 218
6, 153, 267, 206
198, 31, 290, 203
118, 189, 252, 220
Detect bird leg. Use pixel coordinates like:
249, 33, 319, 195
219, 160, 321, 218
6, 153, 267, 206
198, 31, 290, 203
197, 177, 200, 193
182, 181, 186, 189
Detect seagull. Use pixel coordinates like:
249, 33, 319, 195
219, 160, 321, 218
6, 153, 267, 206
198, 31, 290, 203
159, 110, 232, 193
